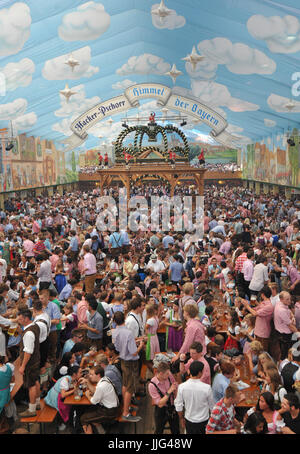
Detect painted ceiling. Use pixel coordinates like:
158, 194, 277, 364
1, 0, 300, 151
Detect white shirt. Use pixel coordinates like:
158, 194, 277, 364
249, 263, 269, 292
90, 377, 119, 408
0, 363, 14, 374
146, 260, 165, 273
0, 259, 7, 279
8, 289, 19, 302
174, 378, 214, 423
125, 312, 143, 338
83, 238, 92, 248
34, 313, 51, 343
22, 323, 37, 355
70, 219, 77, 231
60, 376, 72, 391
270, 294, 280, 307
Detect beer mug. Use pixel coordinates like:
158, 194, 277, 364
276, 419, 285, 433
7, 323, 18, 336
74, 388, 81, 401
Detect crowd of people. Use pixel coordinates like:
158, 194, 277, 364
0, 182, 300, 435
198, 162, 241, 172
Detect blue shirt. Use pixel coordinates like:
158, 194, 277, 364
44, 238, 52, 251
70, 236, 78, 252
211, 225, 226, 236
212, 373, 230, 403
59, 283, 72, 301
61, 339, 75, 356
87, 310, 103, 340
120, 230, 130, 245
4, 223, 13, 233
162, 235, 174, 249
109, 232, 123, 249
209, 220, 218, 230
45, 301, 61, 332
113, 325, 139, 361
170, 261, 183, 282
105, 365, 122, 396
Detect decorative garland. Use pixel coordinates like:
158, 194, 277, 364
115, 123, 190, 160
164, 125, 189, 158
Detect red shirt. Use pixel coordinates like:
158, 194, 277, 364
234, 252, 247, 272
33, 240, 46, 256
206, 398, 235, 433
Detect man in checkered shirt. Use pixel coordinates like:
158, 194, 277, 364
235, 245, 251, 293
206, 384, 242, 434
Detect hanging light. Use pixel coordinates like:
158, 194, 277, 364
287, 137, 295, 146
5, 142, 14, 151
6, 120, 15, 151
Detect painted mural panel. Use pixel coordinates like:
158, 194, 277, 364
0, 133, 72, 192
242, 132, 300, 188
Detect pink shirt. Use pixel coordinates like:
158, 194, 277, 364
219, 241, 231, 255
23, 239, 35, 257
179, 319, 206, 356
32, 221, 40, 234
254, 299, 274, 338
285, 225, 293, 239
274, 301, 293, 334
50, 254, 59, 272
204, 216, 210, 232
77, 300, 88, 324
83, 252, 97, 275
185, 356, 211, 385
295, 302, 300, 330
148, 374, 177, 406
242, 259, 254, 282
287, 265, 300, 285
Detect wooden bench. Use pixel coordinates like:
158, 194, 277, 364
37, 404, 58, 434
100, 407, 138, 435
20, 400, 58, 434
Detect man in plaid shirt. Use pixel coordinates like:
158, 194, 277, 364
234, 245, 250, 274
234, 245, 250, 293
206, 384, 242, 434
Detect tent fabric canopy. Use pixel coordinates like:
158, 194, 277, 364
0, 0, 300, 150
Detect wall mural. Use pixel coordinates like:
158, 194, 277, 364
242, 129, 300, 188
0, 133, 77, 192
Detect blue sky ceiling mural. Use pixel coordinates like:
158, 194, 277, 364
0, 0, 300, 150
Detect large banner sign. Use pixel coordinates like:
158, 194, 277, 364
61, 83, 235, 151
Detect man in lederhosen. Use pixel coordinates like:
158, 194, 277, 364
17, 308, 41, 418
32, 299, 51, 398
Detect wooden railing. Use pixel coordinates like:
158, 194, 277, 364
78, 170, 242, 181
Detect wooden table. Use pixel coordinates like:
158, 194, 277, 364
234, 357, 261, 408
236, 386, 260, 408
212, 303, 230, 333
64, 394, 90, 406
